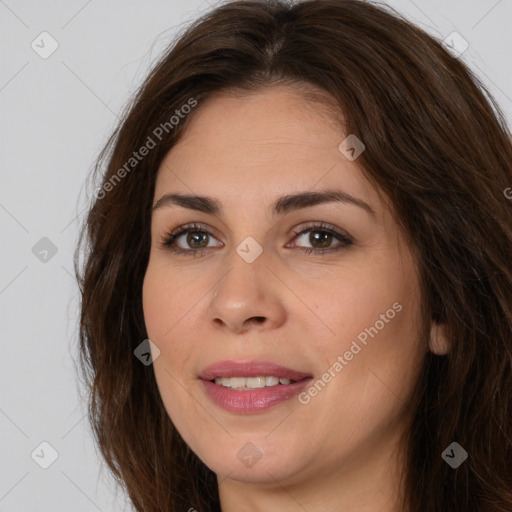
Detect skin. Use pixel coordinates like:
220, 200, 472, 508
142, 84, 448, 512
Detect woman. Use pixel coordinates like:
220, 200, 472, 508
75, 1, 512, 511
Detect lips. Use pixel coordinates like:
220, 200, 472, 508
199, 360, 313, 382
199, 360, 314, 413
200, 378, 313, 413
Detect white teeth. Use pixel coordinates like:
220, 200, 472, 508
246, 377, 266, 388
228, 377, 245, 388
220, 377, 233, 388
265, 376, 279, 386
213, 376, 295, 389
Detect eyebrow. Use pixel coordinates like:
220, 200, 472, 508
151, 189, 376, 218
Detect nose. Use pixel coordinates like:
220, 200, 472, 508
208, 251, 287, 335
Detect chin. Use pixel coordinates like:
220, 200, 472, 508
198, 437, 310, 486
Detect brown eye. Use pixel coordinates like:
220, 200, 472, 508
291, 222, 353, 254
159, 223, 222, 257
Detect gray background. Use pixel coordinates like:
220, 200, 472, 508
1, 0, 511, 510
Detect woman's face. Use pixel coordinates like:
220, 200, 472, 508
142, 85, 427, 494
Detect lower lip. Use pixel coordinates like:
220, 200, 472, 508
200, 378, 313, 414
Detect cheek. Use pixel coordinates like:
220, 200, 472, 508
142, 262, 188, 341
307, 265, 413, 358
142, 269, 167, 340
142, 255, 211, 336
311, 252, 424, 403
142, 264, 198, 373
142, 267, 198, 425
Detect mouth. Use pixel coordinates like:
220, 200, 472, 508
198, 360, 313, 413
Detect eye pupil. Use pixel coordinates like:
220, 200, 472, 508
311, 231, 332, 248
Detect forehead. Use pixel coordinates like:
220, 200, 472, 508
154, 85, 384, 218
166, 85, 345, 158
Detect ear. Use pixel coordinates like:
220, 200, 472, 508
429, 321, 450, 355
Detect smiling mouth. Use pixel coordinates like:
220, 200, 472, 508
200, 373, 313, 413
198, 359, 313, 410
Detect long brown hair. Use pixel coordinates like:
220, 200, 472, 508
74, 1, 512, 510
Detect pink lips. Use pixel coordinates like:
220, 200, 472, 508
199, 360, 312, 381
199, 360, 313, 414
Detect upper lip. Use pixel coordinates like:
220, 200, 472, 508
199, 360, 313, 381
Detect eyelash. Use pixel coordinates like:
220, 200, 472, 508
158, 221, 353, 258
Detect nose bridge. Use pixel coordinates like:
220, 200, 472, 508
208, 234, 287, 331
218, 234, 268, 295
